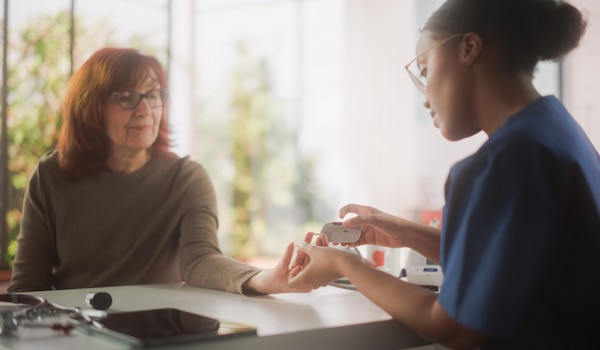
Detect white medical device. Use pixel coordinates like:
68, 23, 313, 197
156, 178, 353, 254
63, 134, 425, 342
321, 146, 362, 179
404, 249, 443, 288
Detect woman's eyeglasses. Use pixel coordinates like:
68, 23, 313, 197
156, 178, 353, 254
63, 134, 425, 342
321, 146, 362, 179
110, 89, 169, 110
404, 33, 464, 95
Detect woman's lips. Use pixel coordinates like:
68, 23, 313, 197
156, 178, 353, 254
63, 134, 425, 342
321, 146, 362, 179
127, 125, 151, 131
430, 111, 439, 128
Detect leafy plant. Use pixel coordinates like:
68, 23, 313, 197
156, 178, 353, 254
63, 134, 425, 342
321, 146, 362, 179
2, 11, 73, 269
227, 43, 321, 259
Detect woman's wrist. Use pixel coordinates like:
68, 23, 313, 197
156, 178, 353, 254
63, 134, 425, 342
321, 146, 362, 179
241, 270, 267, 295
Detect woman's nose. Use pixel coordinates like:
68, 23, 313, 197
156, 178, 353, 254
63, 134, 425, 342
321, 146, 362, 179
134, 97, 152, 114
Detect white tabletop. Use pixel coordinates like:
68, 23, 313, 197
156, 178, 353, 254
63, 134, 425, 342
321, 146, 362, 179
0, 283, 433, 350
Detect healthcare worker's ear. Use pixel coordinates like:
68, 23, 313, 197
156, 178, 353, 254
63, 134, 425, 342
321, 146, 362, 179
460, 32, 483, 65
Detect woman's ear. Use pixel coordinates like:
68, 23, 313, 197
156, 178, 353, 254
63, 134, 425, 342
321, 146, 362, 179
460, 32, 483, 65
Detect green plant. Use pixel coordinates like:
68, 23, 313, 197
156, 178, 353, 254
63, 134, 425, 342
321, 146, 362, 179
3, 11, 73, 268
229, 44, 276, 259
227, 43, 322, 259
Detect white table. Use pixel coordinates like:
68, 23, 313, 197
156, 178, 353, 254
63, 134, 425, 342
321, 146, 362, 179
0, 283, 433, 349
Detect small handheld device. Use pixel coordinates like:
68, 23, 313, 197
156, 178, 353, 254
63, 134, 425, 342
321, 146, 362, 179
77, 308, 256, 347
320, 222, 361, 243
405, 249, 443, 288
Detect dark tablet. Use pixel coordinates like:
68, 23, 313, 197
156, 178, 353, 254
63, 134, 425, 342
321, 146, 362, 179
79, 308, 257, 347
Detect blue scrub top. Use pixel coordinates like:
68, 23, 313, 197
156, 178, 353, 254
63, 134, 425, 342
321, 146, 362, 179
438, 96, 600, 349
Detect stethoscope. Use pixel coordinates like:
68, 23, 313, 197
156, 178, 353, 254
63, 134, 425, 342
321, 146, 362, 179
0, 292, 111, 335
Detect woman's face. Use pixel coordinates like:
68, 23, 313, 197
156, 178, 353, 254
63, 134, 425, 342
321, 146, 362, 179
103, 70, 164, 156
415, 31, 479, 141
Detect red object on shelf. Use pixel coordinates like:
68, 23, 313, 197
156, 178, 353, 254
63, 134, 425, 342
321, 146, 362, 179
371, 249, 385, 267
416, 210, 442, 228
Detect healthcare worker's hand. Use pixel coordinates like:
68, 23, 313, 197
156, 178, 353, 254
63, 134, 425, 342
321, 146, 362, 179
288, 242, 362, 289
339, 203, 439, 249
288, 231, 328, 271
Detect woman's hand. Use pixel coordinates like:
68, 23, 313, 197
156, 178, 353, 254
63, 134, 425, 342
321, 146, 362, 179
242, 242, 315, 294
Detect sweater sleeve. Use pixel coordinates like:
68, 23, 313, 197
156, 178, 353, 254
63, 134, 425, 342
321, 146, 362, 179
177, 160, 260, 294
8, 159, 56, 292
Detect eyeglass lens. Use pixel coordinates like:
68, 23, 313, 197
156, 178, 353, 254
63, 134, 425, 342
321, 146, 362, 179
405, 60, 427, 95
404, 33, 464, 96
113, 89, 168, 110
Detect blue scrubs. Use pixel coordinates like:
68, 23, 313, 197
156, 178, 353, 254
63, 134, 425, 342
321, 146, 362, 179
438, 96, 600, 349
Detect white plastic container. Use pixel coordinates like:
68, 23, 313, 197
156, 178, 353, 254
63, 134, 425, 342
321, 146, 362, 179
366, 245, 402, 277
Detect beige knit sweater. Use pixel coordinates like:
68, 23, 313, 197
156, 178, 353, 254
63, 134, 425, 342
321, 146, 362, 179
9, 151, 260, 294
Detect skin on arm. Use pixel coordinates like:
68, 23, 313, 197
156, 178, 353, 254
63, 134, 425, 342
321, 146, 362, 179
289, 244, 488, 349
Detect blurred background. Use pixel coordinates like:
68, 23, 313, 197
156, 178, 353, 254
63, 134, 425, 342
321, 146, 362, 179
0, 0, 598, 278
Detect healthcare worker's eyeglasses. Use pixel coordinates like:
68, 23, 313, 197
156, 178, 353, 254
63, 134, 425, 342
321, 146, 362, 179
404, 33, 465, 95
110, 89, 169, 110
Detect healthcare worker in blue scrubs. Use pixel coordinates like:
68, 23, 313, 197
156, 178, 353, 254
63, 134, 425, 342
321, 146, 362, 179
289, 0, 600, 349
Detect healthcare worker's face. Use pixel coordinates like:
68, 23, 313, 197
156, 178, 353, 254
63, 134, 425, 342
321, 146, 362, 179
413, 31, 479, 141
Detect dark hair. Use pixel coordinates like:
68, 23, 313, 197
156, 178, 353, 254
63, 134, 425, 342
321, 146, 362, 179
423, 0, 587, 74
57, 48, 171, 181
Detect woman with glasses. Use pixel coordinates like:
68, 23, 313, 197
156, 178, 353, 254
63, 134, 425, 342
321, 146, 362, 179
9, 48, 313, 295
290, 0, 599, 348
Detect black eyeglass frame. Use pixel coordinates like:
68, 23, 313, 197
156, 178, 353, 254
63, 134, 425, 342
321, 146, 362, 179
109, 88, 169, 110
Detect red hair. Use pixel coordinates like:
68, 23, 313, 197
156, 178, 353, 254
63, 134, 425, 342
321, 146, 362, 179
57, 48, 171, 181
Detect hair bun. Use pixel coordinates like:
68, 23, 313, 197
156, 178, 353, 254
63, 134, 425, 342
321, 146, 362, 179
535, 1, 586, 60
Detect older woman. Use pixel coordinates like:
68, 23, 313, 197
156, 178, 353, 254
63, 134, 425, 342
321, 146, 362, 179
9, 47, 311, 295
